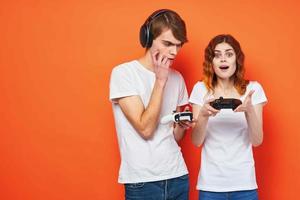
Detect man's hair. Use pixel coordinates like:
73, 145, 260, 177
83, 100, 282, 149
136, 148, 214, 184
149, 10, 188, 45
203, 34, 249, 95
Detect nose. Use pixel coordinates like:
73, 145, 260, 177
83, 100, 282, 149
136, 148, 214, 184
220, 55, 226, 62
169, 46, 178, 56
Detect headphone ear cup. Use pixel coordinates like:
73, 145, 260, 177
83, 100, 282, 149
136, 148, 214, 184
147, 30, 153, 48
140, 24, 153, 48
140, 9, 170, 48
139, 24, 148, 48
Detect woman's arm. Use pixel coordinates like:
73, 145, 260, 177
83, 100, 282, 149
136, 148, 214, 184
191, 102, 219, 147
235, 90, 265, 147
245, 104, 264, 146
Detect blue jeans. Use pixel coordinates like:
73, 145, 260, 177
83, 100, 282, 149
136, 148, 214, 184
199, 190, 258, 200
124, 174, 189, 200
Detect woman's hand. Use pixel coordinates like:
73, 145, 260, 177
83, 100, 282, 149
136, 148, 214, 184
199, 99, 220, 117
234, 90, 255, 113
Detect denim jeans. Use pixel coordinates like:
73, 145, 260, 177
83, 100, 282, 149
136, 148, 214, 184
199, 189, 258, 200
124, 174, 189, 200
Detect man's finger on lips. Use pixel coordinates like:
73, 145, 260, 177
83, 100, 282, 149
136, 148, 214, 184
156, 57, 161, 67
162, 56, 168, 65
151, 50, 159, 62
164, 57, 171, 66
161, 60, 170, 69
166, 59, 171, 68
157, 53, 164, 63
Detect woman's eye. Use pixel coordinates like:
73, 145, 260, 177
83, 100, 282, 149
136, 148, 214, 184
215, 53, 221, 58
226, 52, 233, 57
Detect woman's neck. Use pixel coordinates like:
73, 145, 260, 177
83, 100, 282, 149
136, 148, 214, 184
216, 78, 234, 90
214, 78, 237, 97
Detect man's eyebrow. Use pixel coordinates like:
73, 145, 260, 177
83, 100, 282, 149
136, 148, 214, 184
162, 40, 182, 46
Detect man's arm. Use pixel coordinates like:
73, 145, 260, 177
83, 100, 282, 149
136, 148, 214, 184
118, 80, 166, 140
117, 52, 171, 140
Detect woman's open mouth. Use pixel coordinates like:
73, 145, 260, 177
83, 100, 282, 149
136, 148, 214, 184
219, 65, 229, 70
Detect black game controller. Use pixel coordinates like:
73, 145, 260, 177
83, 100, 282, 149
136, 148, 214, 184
160, 111, 193, 124
210, 97, 242, 110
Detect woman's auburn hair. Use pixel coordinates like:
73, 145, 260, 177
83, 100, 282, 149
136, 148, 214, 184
203, 34, 249, 95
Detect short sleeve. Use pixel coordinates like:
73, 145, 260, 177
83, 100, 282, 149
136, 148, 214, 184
250, 81, 267, 105
109, 66, 138, 103
177, 73, 189, 106
189, 82, 208, 106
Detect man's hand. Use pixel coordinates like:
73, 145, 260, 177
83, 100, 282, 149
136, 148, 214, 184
173, 106, 194, 141
151, 50, 170, 83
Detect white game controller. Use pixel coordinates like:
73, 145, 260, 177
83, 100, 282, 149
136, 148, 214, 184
160, 111, 193, 124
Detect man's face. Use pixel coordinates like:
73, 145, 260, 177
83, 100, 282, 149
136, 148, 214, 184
150, 29, 183, 66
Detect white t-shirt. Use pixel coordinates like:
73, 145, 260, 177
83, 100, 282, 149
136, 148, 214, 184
109, 60, 189, 184
189, 81, 267, 192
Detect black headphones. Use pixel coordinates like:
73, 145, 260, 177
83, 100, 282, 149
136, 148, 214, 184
139, 9, 173, 48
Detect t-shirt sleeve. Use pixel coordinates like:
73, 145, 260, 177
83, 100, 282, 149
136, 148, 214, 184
109, 66, 138, 103
177, 73, 189, 106
251, 81, 267, 105
189, 82, 206, 106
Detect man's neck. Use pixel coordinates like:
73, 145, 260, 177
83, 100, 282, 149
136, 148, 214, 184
138, 51, 154, 72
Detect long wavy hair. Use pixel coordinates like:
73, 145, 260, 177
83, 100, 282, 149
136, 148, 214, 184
203, 34, 249, 95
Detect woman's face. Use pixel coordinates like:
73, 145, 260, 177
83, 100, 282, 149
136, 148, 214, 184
212, 42, 237, 80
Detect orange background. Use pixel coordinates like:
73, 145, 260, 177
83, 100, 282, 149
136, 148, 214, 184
1, 0, 300, 199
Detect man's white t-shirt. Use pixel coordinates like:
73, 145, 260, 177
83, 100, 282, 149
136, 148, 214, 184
109, 60, 188, 184
189, 81, 267, 192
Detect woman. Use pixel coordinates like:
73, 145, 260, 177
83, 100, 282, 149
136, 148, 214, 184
189, 34, 267, 200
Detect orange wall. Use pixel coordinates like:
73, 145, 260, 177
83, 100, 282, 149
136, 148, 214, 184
1, 0, 300, 199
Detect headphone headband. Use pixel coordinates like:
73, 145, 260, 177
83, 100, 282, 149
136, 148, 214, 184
139, 9, 173, 48
145, 9, 171, 26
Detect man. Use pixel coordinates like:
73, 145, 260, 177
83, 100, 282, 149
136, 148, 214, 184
109, 9, 192, 199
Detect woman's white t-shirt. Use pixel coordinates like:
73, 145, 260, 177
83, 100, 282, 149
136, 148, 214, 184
189, 81, 267, 192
